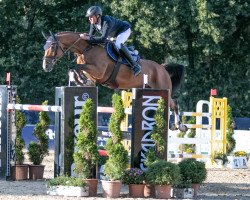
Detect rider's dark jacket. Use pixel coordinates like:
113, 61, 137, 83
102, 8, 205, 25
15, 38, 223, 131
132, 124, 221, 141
88, 15, 131, 44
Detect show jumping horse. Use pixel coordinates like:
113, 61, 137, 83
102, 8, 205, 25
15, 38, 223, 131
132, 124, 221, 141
42, 31, 187, 131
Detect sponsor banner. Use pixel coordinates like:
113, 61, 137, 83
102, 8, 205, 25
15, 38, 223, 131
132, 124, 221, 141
55, 86, 97, 176
131, 89, 170, 170
0, 86, 8, 178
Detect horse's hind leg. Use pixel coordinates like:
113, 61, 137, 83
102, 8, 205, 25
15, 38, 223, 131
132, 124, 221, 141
170, 99, 188, 132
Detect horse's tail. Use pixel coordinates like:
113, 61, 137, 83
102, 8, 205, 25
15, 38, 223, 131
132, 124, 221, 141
163, 63, 185, 93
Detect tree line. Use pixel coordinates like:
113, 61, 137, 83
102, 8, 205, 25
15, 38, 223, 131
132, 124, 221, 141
0, 0, 249, 117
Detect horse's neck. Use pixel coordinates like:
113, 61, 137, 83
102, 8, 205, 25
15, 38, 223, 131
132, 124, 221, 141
58, 34, 88, 54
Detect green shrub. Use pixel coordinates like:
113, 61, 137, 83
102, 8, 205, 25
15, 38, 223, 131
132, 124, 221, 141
226, 105, 236, 154
28, 100, 50, 165
178, 158, 207, 184
15, 96, 26, 165
145, 160, 181, 185
104, 93, 128, 180
73, 98, 98, 179
47, 175, 86, 187
214, 151, 228, 164
145, 98, 167, 167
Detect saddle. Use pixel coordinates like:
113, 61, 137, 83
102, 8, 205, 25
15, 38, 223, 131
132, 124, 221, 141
105, 42, 140, 64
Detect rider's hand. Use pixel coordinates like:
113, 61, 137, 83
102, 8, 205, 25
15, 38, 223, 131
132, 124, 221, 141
80, 33, 90, 40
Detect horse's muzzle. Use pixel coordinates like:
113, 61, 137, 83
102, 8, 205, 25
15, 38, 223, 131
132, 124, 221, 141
42, 57, 54, 72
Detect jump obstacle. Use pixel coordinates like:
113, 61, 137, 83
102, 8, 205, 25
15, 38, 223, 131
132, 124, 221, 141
0, 85, 98, 178
107, 90, 228, 164
95, 89, 227, 168
0, 85, 227, 179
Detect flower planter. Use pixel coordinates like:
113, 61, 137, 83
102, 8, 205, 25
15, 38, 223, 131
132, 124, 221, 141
227, 156, 248, 169
214, 159, 224, 168
172, 187, 194, 198
84, 178, 98, 197
11, 165, 29, 181
192, 183, 200, 198
101, 180, 122, 198
29, 165, 45, 180
47, 185, 89, 197
155, 184, 172, 199
144, 184, 155, 198
128, 184, 145, 198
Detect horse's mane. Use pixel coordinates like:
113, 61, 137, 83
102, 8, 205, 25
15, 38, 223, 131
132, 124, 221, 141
56, 31, 81, 36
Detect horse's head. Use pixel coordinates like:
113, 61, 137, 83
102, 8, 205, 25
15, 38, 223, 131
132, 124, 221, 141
42, 31, 89, 72
42, 31, 64, 72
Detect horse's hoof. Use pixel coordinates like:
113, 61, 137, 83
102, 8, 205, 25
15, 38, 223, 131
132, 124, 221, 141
178, 124, 188, 132
169, 123, 178, 131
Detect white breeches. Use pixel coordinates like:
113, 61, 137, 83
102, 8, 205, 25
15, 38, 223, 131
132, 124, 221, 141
115, 28, 131, 49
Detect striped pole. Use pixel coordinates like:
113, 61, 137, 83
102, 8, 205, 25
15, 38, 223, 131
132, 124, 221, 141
97, 106, 132, 115
184, 124, 211, 129
7, 103, 62, 112
170, 111, 211, 117
168, 153, 210, 159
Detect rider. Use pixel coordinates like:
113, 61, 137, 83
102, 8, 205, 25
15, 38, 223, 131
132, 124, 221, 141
80, 6, 141, 76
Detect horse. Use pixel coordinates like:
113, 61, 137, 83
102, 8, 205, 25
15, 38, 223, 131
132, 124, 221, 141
42, 31, 186, 131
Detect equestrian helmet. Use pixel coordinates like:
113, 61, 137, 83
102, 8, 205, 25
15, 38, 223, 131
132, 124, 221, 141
86, 6, 102, 17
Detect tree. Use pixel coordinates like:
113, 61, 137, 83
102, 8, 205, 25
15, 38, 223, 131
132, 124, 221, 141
28, 100, 50, 165
226, 105, 236, 154
15, 96, 27, 165
73, 98, 99, 178
104, 93, 128, 180
0, 0, 249, 117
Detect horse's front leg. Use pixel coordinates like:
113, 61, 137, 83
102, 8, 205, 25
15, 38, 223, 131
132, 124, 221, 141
170, 99, 188, 132
71, 64, 89, 85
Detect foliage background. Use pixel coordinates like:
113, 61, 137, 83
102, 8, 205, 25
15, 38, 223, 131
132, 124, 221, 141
0, 0, 249, 117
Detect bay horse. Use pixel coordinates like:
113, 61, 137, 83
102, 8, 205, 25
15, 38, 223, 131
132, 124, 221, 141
42, 31, 186, 131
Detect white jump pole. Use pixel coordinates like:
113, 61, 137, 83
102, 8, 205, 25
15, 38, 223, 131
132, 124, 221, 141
7, 103, 62, 112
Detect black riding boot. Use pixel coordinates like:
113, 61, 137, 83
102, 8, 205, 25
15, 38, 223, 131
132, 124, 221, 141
120, 44, 141, 76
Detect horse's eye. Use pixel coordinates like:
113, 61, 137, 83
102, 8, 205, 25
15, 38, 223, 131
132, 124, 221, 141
51, 43, 56, 50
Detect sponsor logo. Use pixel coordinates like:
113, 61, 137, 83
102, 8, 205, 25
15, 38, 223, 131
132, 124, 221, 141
139, 95, 161, 170
71, 92, 91, 176
73, 93, 89, 137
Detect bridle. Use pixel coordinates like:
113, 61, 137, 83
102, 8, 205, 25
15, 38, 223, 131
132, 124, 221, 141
43, 35, 82, 66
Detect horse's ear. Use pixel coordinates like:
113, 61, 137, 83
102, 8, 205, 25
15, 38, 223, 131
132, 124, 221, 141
49, 30, 56, 40
41, 31, 49, 40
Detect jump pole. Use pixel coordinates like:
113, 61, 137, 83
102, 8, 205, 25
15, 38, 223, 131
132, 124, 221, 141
7, 104, 62, 112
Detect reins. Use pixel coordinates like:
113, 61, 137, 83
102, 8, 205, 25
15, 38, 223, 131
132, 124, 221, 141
51, 37, 82, 65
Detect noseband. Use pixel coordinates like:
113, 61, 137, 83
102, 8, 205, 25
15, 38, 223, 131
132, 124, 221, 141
43, 36, 64, 65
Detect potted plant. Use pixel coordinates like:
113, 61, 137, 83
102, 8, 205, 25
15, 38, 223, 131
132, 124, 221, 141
144, 97, 167, 198
101, 93, 129, 198
121, 168, 145, 198
28, 100, 50, 180
178, 158, 207, 198
214, 151, 228, 166
47, 175, 89, 197
233, 151, 248, 159
172, 179, 194, 199
145, 160, 181, 199
227, 151, 248, 169
73, 98, 99, 196
11, 96, 28, 180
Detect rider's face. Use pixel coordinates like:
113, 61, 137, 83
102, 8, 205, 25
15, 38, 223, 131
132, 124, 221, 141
89, 15, 98, 24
